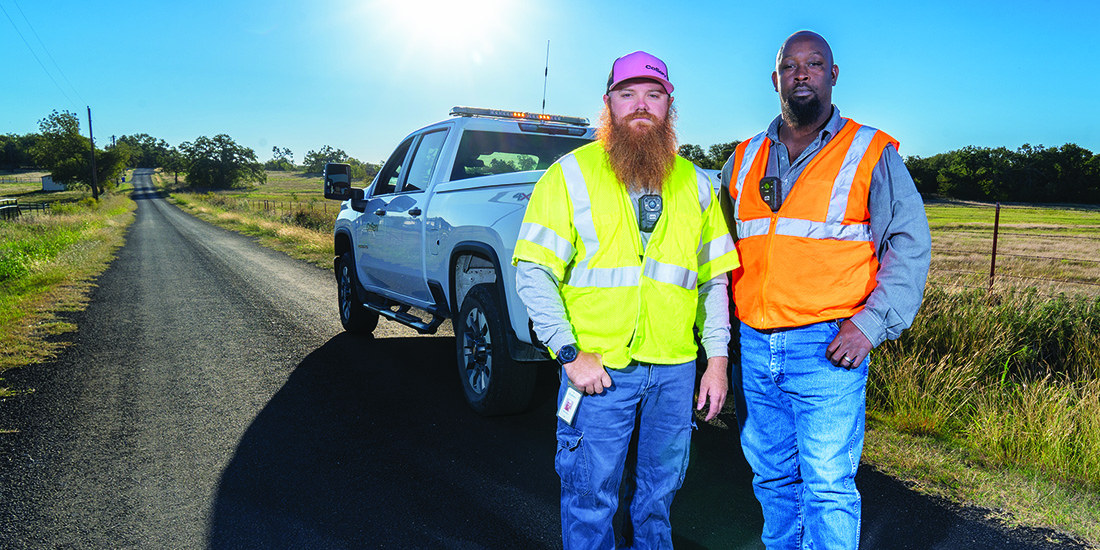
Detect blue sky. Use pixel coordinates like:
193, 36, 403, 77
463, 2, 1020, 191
3, 0, 1098, 165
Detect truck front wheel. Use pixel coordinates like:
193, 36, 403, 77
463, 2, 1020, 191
336, 252, 379, 334
456, 284, 536, 416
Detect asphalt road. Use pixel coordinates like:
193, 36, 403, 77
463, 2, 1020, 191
0, 169, 1089, 549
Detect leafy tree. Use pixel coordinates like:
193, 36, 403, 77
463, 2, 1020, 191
708, 141, 740, 169
161, 146, 186, 185
33, 110, 88, 181
27, 110, 130, 196
31, 110, 102, 194
303, 145, 348, 173
1046, 143, 1095, 204
265, 145, 295, 171
347, 157, 381, 182
179, 134, 266, 189
1, 133, 40, 170
678, 141, 740, 169
97, 145, 130, 189
117, 133, 170, 168
678, 144, 707, 167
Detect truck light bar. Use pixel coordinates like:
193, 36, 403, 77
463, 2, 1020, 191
450, 106, 589, 127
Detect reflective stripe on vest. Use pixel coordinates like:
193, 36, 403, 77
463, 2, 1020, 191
698, 233, 737, 267
733, 124, 878, 242
517, 222, 574, 264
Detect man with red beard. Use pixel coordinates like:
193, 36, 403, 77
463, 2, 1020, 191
721, 31, 930, 549
513, 51, 740, 549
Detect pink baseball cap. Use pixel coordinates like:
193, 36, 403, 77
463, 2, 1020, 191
606, 51, 674, 94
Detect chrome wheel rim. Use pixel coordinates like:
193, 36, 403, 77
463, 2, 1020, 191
339, 264, 353, 323
461, 306, 491, 395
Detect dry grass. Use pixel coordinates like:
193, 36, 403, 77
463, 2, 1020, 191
162, 171, 334, 268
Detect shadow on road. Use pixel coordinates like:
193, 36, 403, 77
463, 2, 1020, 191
206, 334, 1078, 550
206, 334, 564, 549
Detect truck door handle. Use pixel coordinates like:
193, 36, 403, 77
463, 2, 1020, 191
374, 209, 386, 216
408, 207, 422, 216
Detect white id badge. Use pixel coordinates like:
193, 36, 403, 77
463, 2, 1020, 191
556, 383, 583, 425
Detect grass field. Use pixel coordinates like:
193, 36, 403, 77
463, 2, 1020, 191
925, 200, 1100, 297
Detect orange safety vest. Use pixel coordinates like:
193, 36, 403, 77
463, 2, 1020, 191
728, 118, 899, 329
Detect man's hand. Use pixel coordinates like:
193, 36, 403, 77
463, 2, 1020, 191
563, 351, 611, 395
826, 320, 872, 368
696, 356, 729, 422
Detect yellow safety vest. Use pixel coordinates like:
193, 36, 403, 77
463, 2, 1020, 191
513, 141, 739, 368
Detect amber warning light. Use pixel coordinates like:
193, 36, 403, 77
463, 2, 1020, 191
450, 106, 589, 127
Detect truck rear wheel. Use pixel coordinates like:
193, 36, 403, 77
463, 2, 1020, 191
456, 284, 536, 416
336, 252, 379, 334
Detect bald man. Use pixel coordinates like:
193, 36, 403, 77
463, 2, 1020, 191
720, 31, 931, 549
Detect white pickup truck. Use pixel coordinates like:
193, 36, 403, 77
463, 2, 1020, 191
323, 107, 596, 416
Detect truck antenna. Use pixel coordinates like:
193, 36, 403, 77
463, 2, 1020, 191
541, 40, 550, 114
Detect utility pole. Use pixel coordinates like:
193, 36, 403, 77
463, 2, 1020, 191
87, 106, 99, 200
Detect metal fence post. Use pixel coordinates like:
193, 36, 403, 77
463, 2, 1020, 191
989, 202, 1001, 292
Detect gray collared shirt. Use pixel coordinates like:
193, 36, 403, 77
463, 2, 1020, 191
727, 106, 931, 347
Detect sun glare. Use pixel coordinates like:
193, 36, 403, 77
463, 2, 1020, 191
370, 0, 516, 67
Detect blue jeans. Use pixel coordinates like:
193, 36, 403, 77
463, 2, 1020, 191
555, 361, 696, 550
735, 320, 867, 550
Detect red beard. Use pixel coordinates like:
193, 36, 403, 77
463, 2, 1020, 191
596, 105, 678, 193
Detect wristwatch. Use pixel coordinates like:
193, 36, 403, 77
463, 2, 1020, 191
556, 344, 578, 366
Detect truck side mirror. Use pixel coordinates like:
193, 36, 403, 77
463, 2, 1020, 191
323, 163, 354, 200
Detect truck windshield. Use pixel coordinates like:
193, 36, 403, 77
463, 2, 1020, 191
450, 130, 592, 181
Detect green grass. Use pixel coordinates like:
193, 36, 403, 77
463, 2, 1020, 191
0, 186, 136, 400
869, 286, 1100, 541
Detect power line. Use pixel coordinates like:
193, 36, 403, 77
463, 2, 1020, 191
10, 0, 86, 106
0, 0, 80, 110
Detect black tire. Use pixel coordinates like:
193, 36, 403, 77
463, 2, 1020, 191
456, 284, 537, 416
336, 252, 379, 334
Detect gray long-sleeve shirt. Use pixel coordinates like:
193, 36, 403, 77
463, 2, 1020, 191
721, 107, 931, 347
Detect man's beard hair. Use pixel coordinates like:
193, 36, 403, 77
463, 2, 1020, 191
597, 104, 678, 193
781, 90, 825, 128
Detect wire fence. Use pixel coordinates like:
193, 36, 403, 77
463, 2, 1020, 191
929, 202, 1100, 296
239, 200, 336, 216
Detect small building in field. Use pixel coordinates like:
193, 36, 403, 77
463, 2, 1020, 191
42, 175, 64, 191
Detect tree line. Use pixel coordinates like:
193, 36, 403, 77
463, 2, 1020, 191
6, 108, 1097, 204
678, 140, 1100, 205
1, 110, 381, 194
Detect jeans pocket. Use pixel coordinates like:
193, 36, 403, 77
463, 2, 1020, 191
555, 424, 590, 496
674, 421, 696, 490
